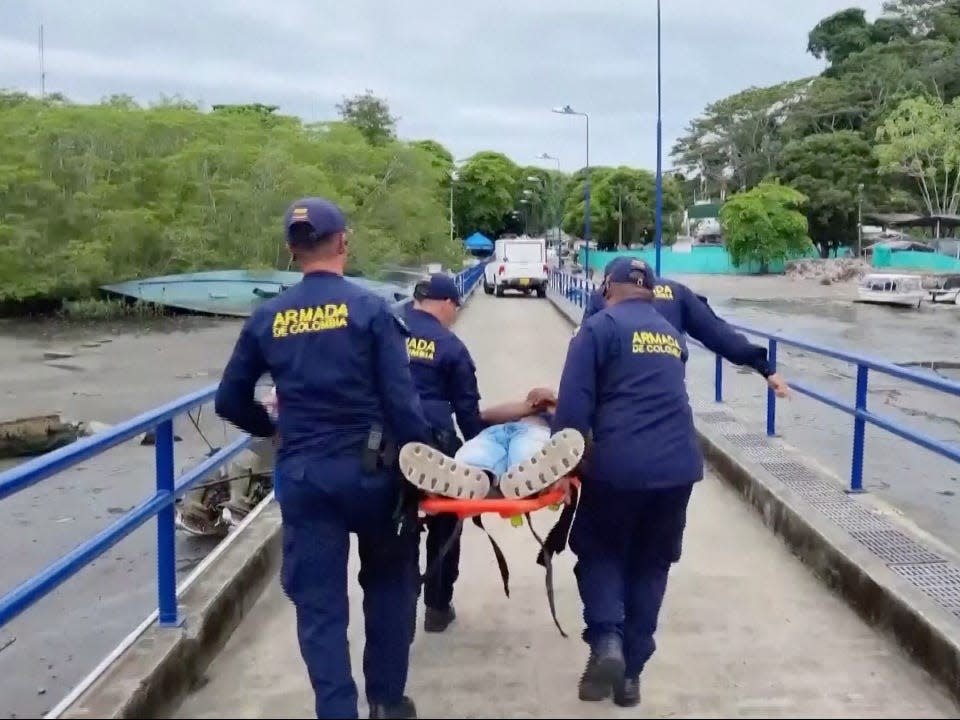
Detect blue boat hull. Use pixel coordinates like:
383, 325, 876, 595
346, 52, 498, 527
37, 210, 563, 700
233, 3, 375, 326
100, 270, 411, 317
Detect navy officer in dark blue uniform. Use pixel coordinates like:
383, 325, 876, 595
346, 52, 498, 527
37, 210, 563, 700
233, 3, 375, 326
214, 197, 433, 720
581, 267, 791, 398
402, 274, 486, 633
552, 257, 703, 708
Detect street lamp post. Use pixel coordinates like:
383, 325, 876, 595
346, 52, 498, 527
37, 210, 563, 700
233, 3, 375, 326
448, 157, 469, 245
536, 153, 563, 266
654, 0, 664, 275
552, 106, 590, 277
449, 169, 457, 244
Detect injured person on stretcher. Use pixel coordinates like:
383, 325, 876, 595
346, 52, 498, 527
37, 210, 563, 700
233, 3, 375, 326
399, 387, 584, 501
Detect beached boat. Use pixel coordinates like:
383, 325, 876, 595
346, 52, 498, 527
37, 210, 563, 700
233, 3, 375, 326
100, 269, 411, 317
924, 273, 960, 305
854, 272, 926, 309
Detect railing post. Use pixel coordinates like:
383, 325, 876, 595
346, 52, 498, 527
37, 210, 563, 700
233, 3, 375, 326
155, 419, 181, 626
850, 364, 869, 493
766, 339, 778, 436
714, 354, 723, 402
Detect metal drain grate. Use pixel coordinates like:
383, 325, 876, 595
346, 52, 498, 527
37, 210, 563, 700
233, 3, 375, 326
761, 461, 824, 485
698, 410, 738, 424
780, 477, 846, 500
890, 563, 960, 609
807, 501, 889, 532
850, 529, 945, 565
724, 433, 770, 448
721, 433, 788, 462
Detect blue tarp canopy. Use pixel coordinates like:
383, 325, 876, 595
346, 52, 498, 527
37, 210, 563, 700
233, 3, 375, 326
464, 232, 493, 252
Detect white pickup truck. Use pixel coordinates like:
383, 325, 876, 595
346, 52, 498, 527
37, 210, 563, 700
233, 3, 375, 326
482, 236, 549, 298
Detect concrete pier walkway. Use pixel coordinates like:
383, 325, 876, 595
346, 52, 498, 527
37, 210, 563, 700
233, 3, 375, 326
171, 292, 957, 719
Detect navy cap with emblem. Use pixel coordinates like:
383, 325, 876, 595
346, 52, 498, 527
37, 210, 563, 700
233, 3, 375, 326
283, 197, 347, 242
604, 256, 657, 289
416, 273, 462, 306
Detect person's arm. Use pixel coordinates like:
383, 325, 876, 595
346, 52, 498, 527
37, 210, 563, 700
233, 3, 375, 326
551, 323, 599, 437
371, 302, 434, 447
214, 316, 276, 438
582, 290, 605, 322
447, 342, 486, 441
682, 286, 771, 374
480, 400, 537, 425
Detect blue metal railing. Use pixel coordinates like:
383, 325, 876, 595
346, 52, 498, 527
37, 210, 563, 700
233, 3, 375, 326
0, 263, 486, 631
549, 269, 960, 493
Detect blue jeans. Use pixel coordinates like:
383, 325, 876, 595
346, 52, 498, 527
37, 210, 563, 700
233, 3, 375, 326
455, 421, 551, 479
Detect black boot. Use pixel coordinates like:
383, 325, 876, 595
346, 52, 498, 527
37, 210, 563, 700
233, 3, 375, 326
424, 605, 456, 633
577, 635, 626, 701
613, 675, 641, 707
369, 695, 417, 719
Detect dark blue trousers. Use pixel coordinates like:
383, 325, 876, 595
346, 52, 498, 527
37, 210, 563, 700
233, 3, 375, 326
422, 512, 461, 611
569, 481, 694, 678
276, 454, 419, 719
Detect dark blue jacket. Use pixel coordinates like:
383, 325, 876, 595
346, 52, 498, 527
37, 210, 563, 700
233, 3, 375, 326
584, 282, 770, 375
214, 270, 433, 460
554, 297, 704, 489
402, 305, 485, 441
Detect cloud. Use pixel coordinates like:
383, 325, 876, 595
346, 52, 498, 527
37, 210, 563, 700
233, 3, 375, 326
0, 0, 887, 171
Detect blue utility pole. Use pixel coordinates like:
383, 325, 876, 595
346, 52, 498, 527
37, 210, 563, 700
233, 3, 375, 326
654, 0, 663, 276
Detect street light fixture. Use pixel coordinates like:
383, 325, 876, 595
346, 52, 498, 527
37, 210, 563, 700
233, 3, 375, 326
552, 105, 590, 276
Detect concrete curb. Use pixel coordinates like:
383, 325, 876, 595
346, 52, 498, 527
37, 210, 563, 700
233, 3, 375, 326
694, 425, 960, 704
60, 500, 283, 719
545, 287, 960, 706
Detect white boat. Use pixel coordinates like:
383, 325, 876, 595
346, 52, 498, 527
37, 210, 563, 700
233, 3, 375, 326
925, 273, 960, 305
855, 273, 926, 308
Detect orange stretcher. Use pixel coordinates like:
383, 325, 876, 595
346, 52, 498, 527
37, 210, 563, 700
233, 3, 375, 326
417, 477, 580, 638
418, 480, 576, 519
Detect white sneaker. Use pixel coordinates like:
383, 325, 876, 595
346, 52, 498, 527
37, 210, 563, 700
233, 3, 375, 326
499, 428, 585, 499
399, 442, 491, 499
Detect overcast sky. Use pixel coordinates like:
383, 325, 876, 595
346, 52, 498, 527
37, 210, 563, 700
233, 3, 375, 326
1, 0, 886, 172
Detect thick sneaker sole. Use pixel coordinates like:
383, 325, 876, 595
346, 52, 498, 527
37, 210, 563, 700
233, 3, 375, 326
399, 442, 491, 499
500, 428, 585, 499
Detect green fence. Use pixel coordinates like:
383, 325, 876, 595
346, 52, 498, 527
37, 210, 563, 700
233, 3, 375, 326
872, 247, 960, 272
577, 245, 818, 275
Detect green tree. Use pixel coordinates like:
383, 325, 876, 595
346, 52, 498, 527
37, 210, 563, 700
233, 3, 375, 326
875, 94, 960, 215
560, 166, 614, 239
336, 90, 397, 145
719, 182, 813, 272
452, 151, 519, 238
587, 167, 684, 249
0, 91, 462, 304
777, 130, 878, 257
807, 8, 874, 69
671, 80, 809, 196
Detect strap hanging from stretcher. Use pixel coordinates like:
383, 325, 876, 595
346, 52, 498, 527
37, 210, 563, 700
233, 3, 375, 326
536, 485, 579, 567
419, 515, 511, 600
524, 511, 567, 638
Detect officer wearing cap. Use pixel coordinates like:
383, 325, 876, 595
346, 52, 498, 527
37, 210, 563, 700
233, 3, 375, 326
214, 197, 433, 719
402, 274, 485, 634
582, 264, 791, 398
552, 256, 703, 709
